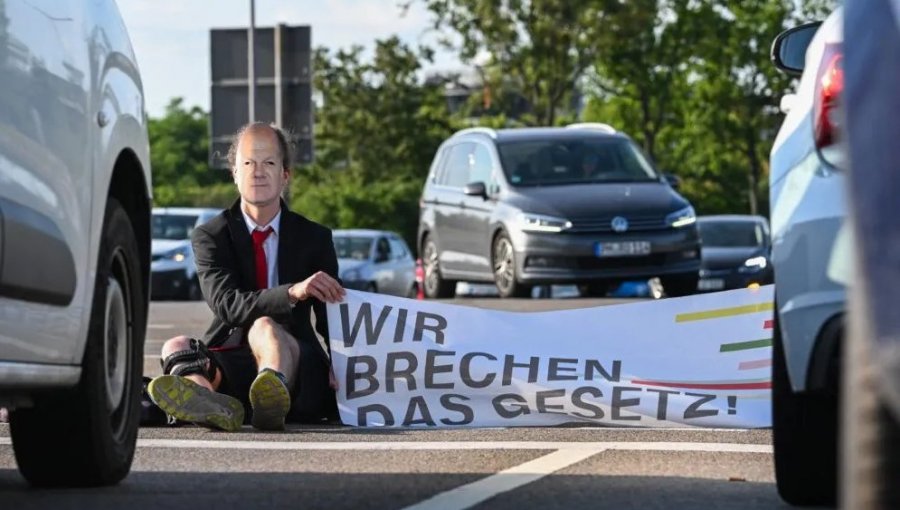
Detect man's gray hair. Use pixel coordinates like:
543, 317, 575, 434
226, 122, 293, 170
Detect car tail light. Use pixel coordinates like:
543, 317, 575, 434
813, 43, 843, 156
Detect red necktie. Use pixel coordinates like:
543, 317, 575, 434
251, 227, 274, 290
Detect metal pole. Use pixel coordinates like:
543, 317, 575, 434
274, 24, 283, 129
248, 0, 256, 122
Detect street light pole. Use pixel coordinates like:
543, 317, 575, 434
248, 0, 256, 122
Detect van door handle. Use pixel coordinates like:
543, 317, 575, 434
458, 201, 466, 209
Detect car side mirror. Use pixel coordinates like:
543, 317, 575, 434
664, 173, 681, 190
771, 22, 821, 76
464, 181, 488, 199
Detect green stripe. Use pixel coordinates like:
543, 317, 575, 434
676, 302, 773, 323
719, 338, 773, 352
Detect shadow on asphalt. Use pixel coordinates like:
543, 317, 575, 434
0, 470, 817, 510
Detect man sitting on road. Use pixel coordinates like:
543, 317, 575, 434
148, 122, 345, 431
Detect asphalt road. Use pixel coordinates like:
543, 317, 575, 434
0, 294, 817, 510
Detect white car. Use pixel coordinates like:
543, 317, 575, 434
334, 230, 418, 298
0, 1, 151, 487
769, 9, 845, 506
151, 207, 220, 300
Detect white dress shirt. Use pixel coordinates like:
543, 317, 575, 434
241, 209, 281, 289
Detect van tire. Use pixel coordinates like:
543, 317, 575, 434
772, 304, 838, 506
10, 199, 146, 487
493, 232, 530, 298
661, 272, 698, 297
422, 236, 455, 299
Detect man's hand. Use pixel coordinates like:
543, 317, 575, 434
288, 271, 345, 304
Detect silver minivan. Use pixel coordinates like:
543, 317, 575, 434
417, 124, 701, 299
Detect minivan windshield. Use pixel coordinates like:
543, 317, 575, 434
698, 221, 767, 248
334, 236, 374, 260
497, 137, 660, 186
152, 214, 199, 240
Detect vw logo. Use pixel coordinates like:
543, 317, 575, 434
611, 216, 629, 233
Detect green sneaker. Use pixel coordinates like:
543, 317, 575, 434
249, 369, 291, 431
148, 375, 244, 432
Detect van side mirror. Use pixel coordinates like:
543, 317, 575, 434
464, 181, 488, 199
664, 173, 681, 189
771, 22, 822, 76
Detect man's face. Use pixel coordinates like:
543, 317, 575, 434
232, 127, 289, 207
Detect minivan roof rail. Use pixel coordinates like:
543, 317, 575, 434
565, 122, 616, 134
453, 127, 497, 139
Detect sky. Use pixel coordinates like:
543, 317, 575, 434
116, 0, 461, 117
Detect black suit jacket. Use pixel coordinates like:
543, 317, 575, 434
191, 199, 338, 368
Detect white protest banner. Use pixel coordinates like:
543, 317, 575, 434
327, 285, 774, 428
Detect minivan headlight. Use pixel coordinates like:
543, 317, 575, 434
163, 247, 190, 263
666, 206, 696, 228
517, 213, 572, 233
738, 256, 768, 273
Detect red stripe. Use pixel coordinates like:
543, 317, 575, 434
631, 379, 772, 390
763, 319, 774, 330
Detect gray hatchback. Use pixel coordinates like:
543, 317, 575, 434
417, 124, 701, 298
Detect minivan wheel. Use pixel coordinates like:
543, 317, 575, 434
660, 272, 699, 297
493, 233, 530, 298
772, 303, 838, 506
10, 199, 146, 487
422, 237, 455, 299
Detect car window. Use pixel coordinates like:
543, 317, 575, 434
440, 143, 473, 188
430, 146, 450, 184
470, 144, 493, 185
698, 221, 766, 247
497, 137, 659, 186
152, 214, 200, 240
333, 236, 374, 260
388, 238, 409, 260
375, 237, 391, 262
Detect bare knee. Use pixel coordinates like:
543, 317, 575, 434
248, 316, 279, 349
161, 335, 192, 358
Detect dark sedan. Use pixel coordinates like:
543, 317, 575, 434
696, 215, 773, 291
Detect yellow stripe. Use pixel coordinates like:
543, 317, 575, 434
676, 302, 773, 323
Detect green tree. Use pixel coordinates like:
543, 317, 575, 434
291, 37, 456, 248
408, 0, 611, 126
149, 97, 233, 207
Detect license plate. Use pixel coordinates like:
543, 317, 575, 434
594, 241, 651, 257
698, 278, 725, 291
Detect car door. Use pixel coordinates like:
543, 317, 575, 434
0, 1, 93, 364
432, 143, 474, 275
458, 142, 496, 276
389, 236, 416, 296
372, 236, 396, 294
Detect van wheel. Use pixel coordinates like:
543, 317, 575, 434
10, 199, 146, 487
660, 272, 698, 297
772, 303, 838, 506
422, 237, 455, 298
492, 232, 530, 298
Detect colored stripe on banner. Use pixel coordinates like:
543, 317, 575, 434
720, 338, 773, 352
738, 358, 772, 371
631, 378, 772, 390
675, 302, 773, 323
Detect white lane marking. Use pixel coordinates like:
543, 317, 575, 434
0, 438, 772, 455
148, 324, 175, 329
50, 439, 770, 453
400, 448, 604, 510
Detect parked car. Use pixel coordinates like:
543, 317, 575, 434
0, 0, 151, 487
417, 124, 701, 299
151, 207, 220, 300
334, 230, 417, 298
696, 215, 773, 292
769, 9, 845, 506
